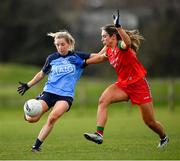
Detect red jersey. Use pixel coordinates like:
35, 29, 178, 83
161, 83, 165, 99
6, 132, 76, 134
106, 43, 147, 87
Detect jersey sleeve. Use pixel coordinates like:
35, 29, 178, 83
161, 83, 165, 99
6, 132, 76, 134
41, 55, 51, 74
75, 51, 91, 60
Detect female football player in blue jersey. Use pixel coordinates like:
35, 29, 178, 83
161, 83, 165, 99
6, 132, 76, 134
17, 30, 97, 152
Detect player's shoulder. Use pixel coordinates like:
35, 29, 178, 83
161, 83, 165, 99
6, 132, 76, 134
42, 52, 60, 74
46, 52, 60, 61
73, 51, 91, 59
47, 52, 59, 58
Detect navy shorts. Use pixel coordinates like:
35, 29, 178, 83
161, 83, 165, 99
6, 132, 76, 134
36, 91, 73, 111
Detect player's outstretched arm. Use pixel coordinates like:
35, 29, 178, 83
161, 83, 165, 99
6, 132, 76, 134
27, 71, 45, 88
17, 71, 45, 95
86, 46, 107, 65
69, 46, 107, 68
86, 53, 107, 65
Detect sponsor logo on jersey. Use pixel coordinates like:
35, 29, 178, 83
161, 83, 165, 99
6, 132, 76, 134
53, 65, 75, 75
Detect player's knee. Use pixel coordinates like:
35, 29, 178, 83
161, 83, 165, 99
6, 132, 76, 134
47, 115, 59, 125
98, 97, 110, 106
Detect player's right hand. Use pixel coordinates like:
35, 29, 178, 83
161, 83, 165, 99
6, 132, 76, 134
17, 81, 30, 95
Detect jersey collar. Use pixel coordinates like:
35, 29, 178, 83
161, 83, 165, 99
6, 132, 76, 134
57, 51, 74, 58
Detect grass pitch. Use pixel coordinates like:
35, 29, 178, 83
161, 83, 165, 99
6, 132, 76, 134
0, 106, 179, 160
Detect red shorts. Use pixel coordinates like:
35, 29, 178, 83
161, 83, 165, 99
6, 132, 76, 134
115, 78, 152, 105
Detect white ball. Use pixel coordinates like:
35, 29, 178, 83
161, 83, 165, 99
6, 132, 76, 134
24, 99, 42, 117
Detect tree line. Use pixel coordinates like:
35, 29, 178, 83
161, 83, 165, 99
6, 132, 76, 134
0, 0, 179, 77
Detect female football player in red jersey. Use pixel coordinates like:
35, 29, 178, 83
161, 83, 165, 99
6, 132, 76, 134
81, 10, 169, 148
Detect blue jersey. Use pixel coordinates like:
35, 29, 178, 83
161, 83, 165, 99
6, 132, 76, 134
42, 51, 90, 98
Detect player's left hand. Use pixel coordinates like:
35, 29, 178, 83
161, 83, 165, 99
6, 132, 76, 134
68, 56, 86, 68
112, 9, 121, 28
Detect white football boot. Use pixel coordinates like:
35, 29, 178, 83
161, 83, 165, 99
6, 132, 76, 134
84, 132, 103, 144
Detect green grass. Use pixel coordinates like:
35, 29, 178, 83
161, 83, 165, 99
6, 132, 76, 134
0, 106, 180, 160
0, 63, 180, 159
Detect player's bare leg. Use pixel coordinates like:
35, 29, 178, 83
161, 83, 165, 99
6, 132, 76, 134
139, 102, 169, 148
84, 84, 129, 144
97, 84, 129, 126
32, 101, 69, 152
38, 101, 69, 141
